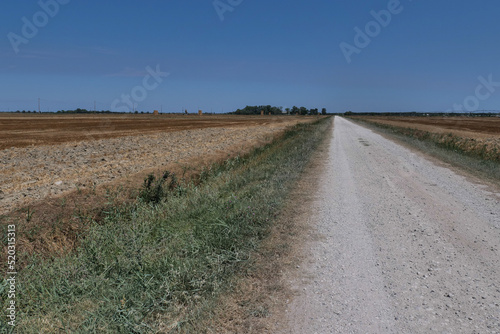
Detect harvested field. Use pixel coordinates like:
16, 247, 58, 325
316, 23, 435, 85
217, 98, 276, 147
352, 116, 500, 162
353, 116, 500, 136
0, 114, 312, 215
0, 114, 301, 150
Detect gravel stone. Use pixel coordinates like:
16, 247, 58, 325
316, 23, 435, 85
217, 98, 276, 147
279, 117, 500, 333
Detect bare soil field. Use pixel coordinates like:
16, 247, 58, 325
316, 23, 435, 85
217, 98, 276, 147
352, 116, 500, 162
0, 113, 302, 150
0, 114, 311, 215
353, 116, 500, 138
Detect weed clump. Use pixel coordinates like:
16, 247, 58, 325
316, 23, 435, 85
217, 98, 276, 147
3, 118, 332, 333
139, 171, 180, 204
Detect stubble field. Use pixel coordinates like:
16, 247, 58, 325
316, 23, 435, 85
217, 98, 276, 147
0, 113, 300, 150
0, 114, 312, 215
352, 116, 500, 135
351, 116, 500, 162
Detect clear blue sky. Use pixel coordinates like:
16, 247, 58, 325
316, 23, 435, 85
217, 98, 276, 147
1, 0, 500, 113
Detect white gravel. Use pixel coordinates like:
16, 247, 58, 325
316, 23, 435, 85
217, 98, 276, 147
279, 117, 500, 333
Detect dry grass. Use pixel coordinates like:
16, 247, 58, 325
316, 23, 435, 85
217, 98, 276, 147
355, 116, 500, 135
193, 121, 333, 333
349, 117, 500, 182
0, 142, 275, 274
352, 116, 500, 162
1, 118, 332, 333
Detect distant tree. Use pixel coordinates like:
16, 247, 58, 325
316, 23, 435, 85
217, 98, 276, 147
291, 106, 299, 115
299, 107, 308, 115
285, 108, 290, 114
15, 110, 20, 113
270, 106, 281, 114
321, 108, 327, 115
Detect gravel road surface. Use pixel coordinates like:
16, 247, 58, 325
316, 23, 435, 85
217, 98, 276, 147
280, 117, 500, 333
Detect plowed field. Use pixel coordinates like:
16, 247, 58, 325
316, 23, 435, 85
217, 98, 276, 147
352, 116, 500, 137
0, 114, 300, 150
0, 114, 312, 214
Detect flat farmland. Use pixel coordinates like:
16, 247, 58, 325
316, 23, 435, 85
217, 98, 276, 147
0, 113, 300, 150
352, 116, 500, 162
352, 116, 500, 136
0, 114, 313, 215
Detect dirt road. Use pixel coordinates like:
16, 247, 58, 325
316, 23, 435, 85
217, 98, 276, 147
279, 117, 500, 333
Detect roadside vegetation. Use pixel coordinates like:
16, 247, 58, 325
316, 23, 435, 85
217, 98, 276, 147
349, 117, 500, 181
0, 117, 331, 333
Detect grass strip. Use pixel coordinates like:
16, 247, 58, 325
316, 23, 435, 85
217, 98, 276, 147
1, 117, 331, 333
349, 117, 500, 182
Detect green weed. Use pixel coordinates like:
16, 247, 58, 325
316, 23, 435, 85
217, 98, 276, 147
1, 118, 332, 333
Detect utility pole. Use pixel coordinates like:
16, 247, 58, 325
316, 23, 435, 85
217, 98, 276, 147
94, 100, 96, 112
38, 98, 40, 113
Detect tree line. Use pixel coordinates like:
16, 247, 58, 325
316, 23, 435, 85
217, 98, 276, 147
56, 109, 114, 114
232, 105, 327, 115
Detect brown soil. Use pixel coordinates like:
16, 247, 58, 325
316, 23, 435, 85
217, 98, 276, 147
0, 116, 313, 271
353, 116, 500, 139
0, 114, 301, 150
352, 116, 500, 162
0, 116, 310, 215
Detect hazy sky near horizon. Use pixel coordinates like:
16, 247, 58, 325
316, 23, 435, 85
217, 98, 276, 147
1, 0, 500, 113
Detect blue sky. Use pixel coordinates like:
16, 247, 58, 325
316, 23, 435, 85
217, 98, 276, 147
1, 0, 500, 113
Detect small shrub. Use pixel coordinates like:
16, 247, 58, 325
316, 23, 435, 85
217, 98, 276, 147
138, 171, 179, 204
